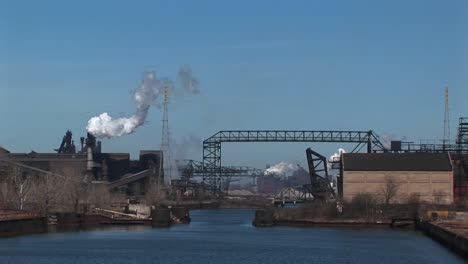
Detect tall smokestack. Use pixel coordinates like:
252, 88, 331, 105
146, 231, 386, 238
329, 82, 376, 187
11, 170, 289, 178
80, 137, 85, 153
86, 133, 96, 179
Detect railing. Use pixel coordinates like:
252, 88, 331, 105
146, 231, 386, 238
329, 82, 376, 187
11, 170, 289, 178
0, 211, 41, 221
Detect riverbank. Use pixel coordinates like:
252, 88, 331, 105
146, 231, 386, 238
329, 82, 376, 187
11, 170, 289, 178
252, 208, 400, 228
0, 206, 192, 237
252, 206, 468, 259
417, 220, 468, 258
0, 217, 47, 237
274, 219, 391, 227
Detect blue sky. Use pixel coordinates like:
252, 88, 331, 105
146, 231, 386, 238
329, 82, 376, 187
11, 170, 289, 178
1, 0, 467, 169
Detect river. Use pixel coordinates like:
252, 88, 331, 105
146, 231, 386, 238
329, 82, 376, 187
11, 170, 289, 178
0, 209, 464, 264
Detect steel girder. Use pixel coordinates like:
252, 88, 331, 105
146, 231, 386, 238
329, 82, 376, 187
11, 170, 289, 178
305, 148, 336, 200
176, 159, 262, 192
202, 130, 385, 193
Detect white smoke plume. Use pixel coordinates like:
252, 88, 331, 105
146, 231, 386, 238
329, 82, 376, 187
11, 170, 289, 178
87, 72, 164, 138
329, 148, 346, 163
264, 162, 300, 178
327, 148, 346, 171
172, 135, 202, 160
178, 65, 199, 94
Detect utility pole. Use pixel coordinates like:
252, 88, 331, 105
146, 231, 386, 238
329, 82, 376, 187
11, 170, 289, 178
443, 86, 450, 150
161, 86, 171, 185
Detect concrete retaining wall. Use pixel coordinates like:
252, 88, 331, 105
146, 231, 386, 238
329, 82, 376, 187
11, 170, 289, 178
56, 213, 112, 226
0, 217, 47, 237
151, 208, 171, 227
171, 207, 191, 223
252, 209, 274, 227
418, 221, 468, 259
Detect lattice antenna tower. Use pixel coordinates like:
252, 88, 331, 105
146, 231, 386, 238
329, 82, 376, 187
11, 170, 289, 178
443, 86, 450, 148
161, 86, 172, 185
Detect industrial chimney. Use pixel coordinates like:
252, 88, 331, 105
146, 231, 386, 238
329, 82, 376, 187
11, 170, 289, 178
86, 133, 96, 178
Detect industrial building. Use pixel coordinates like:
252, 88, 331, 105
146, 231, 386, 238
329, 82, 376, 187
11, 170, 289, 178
1, 116, 467, 204
340, 153, 454, 204
0, 131, 164, 197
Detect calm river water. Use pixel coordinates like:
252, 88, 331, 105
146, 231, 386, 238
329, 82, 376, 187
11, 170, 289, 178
0, 209, 465, 264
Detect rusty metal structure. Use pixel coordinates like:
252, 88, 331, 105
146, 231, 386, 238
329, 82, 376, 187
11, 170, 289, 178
305, 148, 336, 200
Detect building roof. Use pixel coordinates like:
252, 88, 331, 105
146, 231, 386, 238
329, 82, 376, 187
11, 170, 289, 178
342, 153, 452, 171
0, 147, 10, 154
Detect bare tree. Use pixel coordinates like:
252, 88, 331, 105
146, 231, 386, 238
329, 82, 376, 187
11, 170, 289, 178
407, 192, 421, 204
5, 166, 34, 210
381, 175, 400, 205
433, 190, 447, 204
145, 179, 166, 206
83, 183, 123, 210
60, 172, 87, 212
0, 180, 8, 209
30, 173, 67, 214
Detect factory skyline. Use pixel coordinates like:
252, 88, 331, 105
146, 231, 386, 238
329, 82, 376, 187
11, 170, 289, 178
1, 0, 467, 169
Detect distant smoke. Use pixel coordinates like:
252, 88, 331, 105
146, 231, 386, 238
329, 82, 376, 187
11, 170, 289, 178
379, 133, 399, 150
328, 148, 346, 171
178, 65, 199, 94
264, 162, 300, 178
329, 148, 346, 163
172, 135, 202, 160
167, 135, 202, 182
87, 72, 164, 138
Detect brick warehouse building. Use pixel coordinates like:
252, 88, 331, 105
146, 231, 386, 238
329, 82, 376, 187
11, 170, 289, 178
340, 153, 453, 204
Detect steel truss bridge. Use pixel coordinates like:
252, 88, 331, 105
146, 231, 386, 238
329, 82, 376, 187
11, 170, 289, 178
176, 159, 263, 190
202, 130, 386, 192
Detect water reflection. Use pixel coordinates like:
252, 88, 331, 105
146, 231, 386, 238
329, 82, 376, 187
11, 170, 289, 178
0, 209, 464, 264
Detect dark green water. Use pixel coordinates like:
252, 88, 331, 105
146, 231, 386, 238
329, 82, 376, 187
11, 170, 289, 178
0, 209, 465, 264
